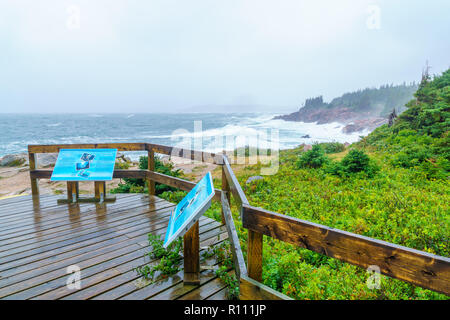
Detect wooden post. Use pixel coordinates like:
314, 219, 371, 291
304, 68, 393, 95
247, 230, 263, 282
94, 181, 106, 202
221, 165, 230, 224
148, 149, 155, 196
67, 181, 79, 203
29, 153, 39, 196
183, 221, 200, 285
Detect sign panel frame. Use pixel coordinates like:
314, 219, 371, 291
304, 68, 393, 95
163, 172, 215, 248
50, 149, 117, 181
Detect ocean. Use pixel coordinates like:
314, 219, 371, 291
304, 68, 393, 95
0, 113, 368, 159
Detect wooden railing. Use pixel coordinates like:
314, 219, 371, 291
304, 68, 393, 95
28, 143, 450, 299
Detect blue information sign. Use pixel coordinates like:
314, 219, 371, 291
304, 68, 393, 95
163, 172, 215, 248
50, 149, 117, 181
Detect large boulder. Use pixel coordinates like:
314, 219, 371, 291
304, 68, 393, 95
36, 153, 58, 167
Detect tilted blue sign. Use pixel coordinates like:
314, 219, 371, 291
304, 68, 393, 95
50, 149, 117, 181
163, 172, 215, 248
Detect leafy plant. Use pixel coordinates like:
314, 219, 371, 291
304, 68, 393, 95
114, 161, 130, 170
111, 155, 182, 195
135, 234, 183, 280
203, 240, 240, 300
296, 144, 329, 169
321, 142, 346, 154
216, 265, 240, 300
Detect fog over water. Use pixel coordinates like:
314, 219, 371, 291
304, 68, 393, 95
0, 1, 449, 113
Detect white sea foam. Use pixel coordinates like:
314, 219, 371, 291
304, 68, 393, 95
137, 114, 370, 153
1, 113, 373, 157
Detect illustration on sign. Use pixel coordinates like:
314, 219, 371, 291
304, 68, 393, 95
163, 172, 215, 248
51, 149, 117, 181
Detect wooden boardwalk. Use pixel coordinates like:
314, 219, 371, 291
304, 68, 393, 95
0, 193, 229, 300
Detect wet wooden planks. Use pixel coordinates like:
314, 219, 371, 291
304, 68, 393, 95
0, 193, 229, 300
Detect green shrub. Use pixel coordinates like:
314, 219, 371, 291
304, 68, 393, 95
341, 149, 370, 173
111, 155, 182, 195
296, 145, 329, 169
114, 161, 130, 170
159, 190, 187, 203
418, 158, 449, 180
234, 145, 272, 156
326, 149, 379, 178
135, 234, 183, 280
321, 142, 346, 154
203, 240, 240, 300
325, 161, 345, 176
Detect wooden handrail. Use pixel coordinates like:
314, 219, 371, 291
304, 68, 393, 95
27, 142, 224, 165
222, 155, 249, 214
28, 142, 148, 153
242, 204, 450, 296
221, 192, 247, 279
240, 275, 293, 300
146, 143, 224, 165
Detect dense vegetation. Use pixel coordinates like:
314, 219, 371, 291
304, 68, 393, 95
359, 68, 449, 180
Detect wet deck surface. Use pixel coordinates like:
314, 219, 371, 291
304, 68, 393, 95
0, 193, 229, 300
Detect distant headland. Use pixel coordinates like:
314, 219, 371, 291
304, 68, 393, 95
274, 83, 418, 133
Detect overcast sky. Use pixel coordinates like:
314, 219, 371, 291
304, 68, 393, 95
0, 0, 449, 113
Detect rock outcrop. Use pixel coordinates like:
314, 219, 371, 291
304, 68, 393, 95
36, 153, 58, 167
275, 106, 365, 124
274, 83, 417, 134
342, 118, 387, 134
0, 153, 59, 167
274, 106, 387, 133
0, 154, 28, 167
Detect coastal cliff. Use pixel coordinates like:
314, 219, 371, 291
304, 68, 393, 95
274, 83, 417, 133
